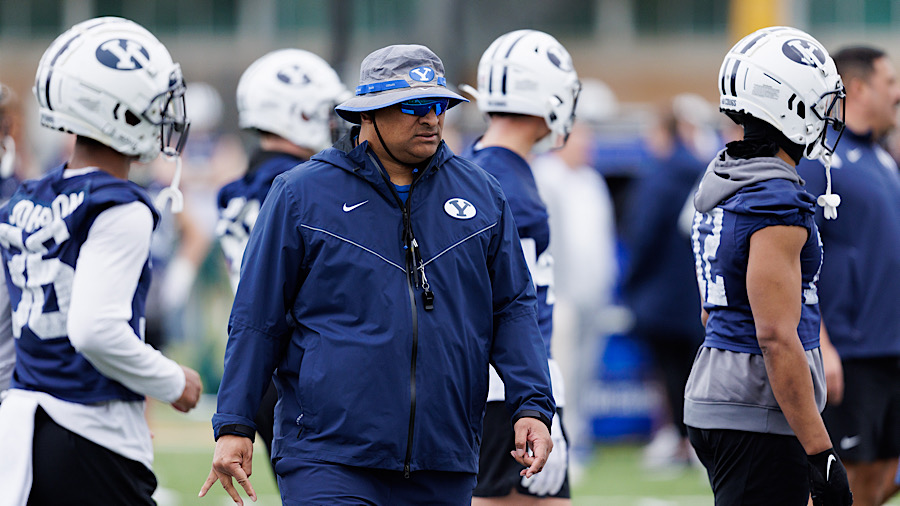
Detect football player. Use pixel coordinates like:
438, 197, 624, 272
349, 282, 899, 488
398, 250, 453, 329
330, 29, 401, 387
0, 17, 202, 505
686, 26, 851, 505
461, 29, 580, 504
214, 48, 349, 473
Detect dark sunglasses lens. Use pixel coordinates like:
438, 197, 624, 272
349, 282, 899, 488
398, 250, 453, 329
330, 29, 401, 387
400, 98, 449, 116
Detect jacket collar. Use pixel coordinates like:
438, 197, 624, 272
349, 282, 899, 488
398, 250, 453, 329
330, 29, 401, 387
315, 125, 455, 190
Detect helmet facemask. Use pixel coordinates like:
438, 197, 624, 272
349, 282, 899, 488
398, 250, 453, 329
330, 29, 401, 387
806, 84, 846, 161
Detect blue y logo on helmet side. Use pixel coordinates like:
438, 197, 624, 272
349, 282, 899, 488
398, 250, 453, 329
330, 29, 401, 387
546, 45, 573, 72
409, 66, 435, 83
782, 39, 826, 67
96, 39, 150, 70
277, 65, 312, 86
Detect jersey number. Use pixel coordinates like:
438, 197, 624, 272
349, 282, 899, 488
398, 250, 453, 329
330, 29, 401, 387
0, 219, 75, 339
691, 208, 727, 306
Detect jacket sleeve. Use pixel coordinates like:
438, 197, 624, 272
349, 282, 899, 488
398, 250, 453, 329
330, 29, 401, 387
487, 195, 556, 425
212, 176, 304, 437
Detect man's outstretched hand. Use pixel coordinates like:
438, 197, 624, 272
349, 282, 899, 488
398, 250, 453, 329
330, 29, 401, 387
198, 435, 257, 505
511, 416, 553, 479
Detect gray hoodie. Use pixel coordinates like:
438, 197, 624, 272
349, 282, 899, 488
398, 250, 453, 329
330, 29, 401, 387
693, 149, 804, 213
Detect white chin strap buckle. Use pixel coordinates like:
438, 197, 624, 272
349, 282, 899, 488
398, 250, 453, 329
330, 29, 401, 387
817, 193, 841, 220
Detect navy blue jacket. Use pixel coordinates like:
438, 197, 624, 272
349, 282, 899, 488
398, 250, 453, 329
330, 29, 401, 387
212, 133, 554, 474
797, 129, 900, 358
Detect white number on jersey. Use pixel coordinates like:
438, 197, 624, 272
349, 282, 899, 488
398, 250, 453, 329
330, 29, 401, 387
0, 218, 75, 339
520, 237, 555, 305
215, 197, 261, 292
691, 208, 727, 306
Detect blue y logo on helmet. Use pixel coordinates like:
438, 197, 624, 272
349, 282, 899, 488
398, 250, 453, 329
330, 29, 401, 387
782, 39, 826, 67
547, 45, 573, 72
277, 65, 312, 86
96, 39, 150, 70
409, 66, 435, 83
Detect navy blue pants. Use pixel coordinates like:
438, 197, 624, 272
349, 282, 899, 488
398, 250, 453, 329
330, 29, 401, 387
274, 457, 477, 505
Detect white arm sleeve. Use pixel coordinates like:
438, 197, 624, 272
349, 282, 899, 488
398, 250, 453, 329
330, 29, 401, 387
67, 202, 185, 403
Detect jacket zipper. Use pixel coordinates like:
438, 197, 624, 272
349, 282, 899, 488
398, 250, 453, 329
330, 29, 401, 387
401, 184, 418, 479
367, 153, 433, 478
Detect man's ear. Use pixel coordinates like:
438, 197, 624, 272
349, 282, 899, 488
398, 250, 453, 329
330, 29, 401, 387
846, 75, 868, 99
359, 111, 373, 124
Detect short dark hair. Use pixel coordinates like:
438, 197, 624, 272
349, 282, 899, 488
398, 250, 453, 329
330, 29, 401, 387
833, 46, 887, 85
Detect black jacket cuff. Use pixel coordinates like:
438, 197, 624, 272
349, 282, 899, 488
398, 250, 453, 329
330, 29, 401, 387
216, 423, 256, 442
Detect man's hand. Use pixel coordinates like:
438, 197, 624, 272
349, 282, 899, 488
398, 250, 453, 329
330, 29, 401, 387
511, 416, 553, 479
808, 448, 853, 506
172, 365, 202, 413
520, 412, 566, 495
199, 435, 257, 504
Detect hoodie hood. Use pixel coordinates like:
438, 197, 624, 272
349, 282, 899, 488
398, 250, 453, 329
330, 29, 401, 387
694, 149, 804, 213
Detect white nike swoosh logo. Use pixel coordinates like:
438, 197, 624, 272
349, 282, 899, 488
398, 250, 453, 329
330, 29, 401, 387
826, 454, 836, 480
840, 435, 861, 450
342, 200, 369, 212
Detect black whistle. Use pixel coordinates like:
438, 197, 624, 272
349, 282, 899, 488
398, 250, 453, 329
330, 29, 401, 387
422, 289, 435, 311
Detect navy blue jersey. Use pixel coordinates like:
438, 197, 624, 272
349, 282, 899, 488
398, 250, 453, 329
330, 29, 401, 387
462, 144, 553, 356
216, 151, 305, 289
692, 178, 822, 353
0, 165, 158, 403
797, 129, 900, 358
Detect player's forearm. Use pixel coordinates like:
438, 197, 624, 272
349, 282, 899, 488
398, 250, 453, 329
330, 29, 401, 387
759, 331, 831, 455
70, 317, 185, 402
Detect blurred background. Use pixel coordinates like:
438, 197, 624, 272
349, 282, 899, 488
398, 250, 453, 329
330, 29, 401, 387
3, 0, 900, 504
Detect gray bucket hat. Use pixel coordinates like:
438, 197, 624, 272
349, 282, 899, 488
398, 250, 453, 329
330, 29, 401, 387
335, 44, 468, 124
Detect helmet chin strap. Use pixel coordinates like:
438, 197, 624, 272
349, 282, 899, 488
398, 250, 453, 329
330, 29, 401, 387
0, 136, 15, 179
816, 151, 841, 220
153, 147, 184, 214
372, 116, 413, 170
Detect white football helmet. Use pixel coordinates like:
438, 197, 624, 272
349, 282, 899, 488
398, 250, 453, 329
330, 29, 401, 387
237, 49, 351, 152
463, 29, 581, 152
719, 26, 845, 161
34, 17, 188, 163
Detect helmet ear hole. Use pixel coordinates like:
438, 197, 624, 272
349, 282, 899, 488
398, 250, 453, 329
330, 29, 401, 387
125, 110, 141, 126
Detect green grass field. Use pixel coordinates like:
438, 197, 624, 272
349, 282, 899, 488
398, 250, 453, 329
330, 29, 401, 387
150, 397, 899, 506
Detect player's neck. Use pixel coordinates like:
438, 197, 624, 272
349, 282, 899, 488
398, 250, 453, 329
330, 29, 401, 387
67, 137, 133, 180
259, 135, 316, 160
480, 116, 547, 159
775, 148, 796, 167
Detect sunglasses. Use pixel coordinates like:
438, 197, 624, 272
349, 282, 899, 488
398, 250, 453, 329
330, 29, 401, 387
399, 98, 450, 117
